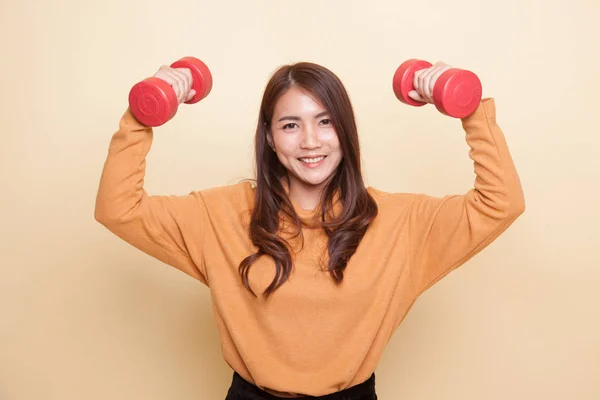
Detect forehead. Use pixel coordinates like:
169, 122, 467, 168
273, 86, 327, 116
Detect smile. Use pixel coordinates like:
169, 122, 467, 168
299, 156, 326, 164
298, 156, 327, 168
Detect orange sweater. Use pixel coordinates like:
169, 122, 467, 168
94, 98, 525, 397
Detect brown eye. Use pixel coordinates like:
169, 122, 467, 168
283, 123, 298, 130
320, 119, 331, 125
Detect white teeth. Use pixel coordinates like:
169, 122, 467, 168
299, 156, 325, 164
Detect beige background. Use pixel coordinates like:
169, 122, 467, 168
1, 0, 598, 399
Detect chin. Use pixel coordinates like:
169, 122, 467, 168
305, 179, 328, 187
301, 171, 336, 187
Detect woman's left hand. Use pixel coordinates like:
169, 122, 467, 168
408, 61, 452, 104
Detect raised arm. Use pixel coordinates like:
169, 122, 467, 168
408, 97, 525, 295
94, 65, 210, 284
400, 61, 525, 295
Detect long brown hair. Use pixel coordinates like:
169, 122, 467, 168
239, 62, 378, 297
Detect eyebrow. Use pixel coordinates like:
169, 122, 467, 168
278, 111, 329, 122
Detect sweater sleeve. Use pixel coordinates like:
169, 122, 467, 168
94, 109, 209, 285
408, 98, 525, 296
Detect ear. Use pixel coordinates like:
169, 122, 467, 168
266, 130, 275, 151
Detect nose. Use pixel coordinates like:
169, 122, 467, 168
300, 123, 321, 149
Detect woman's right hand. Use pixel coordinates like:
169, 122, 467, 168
153, 66, 196, 104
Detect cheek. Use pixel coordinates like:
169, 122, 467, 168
325, 132, 342, 152
273, 136, 298, 158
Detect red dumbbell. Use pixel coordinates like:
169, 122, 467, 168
128, 57, 213, 127
392, 59, 482, 118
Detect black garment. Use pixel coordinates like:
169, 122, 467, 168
225, 371, 377, 400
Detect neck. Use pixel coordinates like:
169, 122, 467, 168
288, 180, 323, 210
278, 174, 343, 230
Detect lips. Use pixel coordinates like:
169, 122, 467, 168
298, 155, 326, 164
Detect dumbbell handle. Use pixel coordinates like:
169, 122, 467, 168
128, 57, 212, 127
170, 57, 212, 105
393, 59, 482, 118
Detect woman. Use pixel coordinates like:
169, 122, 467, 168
94, 60, 525, 399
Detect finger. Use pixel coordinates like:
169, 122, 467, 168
428, 64, 451, 101
173, 67, 192, 95
408, 90, 425, 103
419, 69, 430, 103
415, 68, 424, 97
165, 69, 185, 103
421, 64, 440, 103
413, 69, 425, 99
179, 68, 193, 90
186, 89, 196, 102
416, 68, 428, 103
154, 66, 186, 103
156, 65, 177, 86
423, 66, 438, 103
170, 68, 190, 103
413, 69, 423, 89
154, 65, 169, 79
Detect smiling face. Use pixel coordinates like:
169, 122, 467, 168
267, 86, 344, 208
